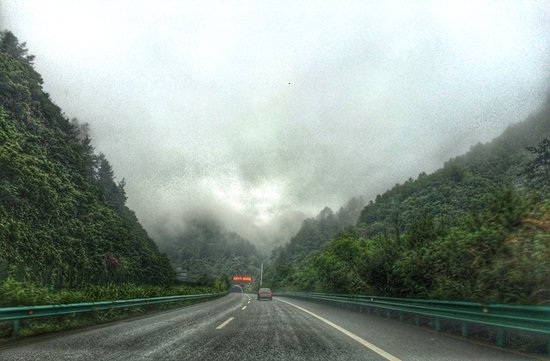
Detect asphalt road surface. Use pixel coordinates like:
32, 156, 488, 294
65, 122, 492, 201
0, 293, 537, 360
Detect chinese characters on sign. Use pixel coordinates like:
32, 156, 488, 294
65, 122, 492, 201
231, 275, 252, 282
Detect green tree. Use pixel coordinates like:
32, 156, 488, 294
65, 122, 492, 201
526, 138, 550, 186
0, 31, 35, 64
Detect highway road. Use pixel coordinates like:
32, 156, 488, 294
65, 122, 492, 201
0, 293, 537, 360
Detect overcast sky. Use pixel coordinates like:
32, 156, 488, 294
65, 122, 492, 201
2, 1, 549, 249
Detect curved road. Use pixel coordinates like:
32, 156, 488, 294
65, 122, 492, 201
0, 293, 536, 360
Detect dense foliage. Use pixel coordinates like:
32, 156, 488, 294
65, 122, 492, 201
265, 197, 365, 289
0, 31, 175, 288
266, 96, 550, 305
358, 107, 550, 237
0, 277, 227, 307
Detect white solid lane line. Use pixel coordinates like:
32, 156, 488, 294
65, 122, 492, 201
215, 317, 235, 330
242, 306, 247, 310
277, 299, 402, 361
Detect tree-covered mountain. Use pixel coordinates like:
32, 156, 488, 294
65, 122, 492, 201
156, 218, 263, 282
0, 31, 175, 287
265, 196, 365, 289
265, 95, 550, 305
358, 105, 550, 238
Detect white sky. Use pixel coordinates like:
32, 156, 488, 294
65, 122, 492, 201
2, 0, 549, 248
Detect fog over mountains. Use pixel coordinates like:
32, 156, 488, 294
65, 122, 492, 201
2, 1, 549, 250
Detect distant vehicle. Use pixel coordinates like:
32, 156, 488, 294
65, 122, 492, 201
257, 287, 272, 301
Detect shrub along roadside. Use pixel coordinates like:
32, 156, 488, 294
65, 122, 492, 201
0, 277, 229, 307
0, 277, 230, 339
271, 187, 550, 306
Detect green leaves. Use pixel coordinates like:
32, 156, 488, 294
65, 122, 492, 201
306, 188, 548, 304
526, 138, 550, 187
0, 278, 220, 307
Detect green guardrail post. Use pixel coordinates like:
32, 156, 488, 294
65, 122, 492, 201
278, 291, 550, 354
12, 319, 21, 337
434, 318, 441, 333
461, 322, 468, 337
496, 328, 505, 348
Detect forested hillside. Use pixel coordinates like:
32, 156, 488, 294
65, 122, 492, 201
0, 31, 175, 287
157, 218, 264, 282
358, 107, 550, 237
266, 96, 550, 305
265, 197, 365, 289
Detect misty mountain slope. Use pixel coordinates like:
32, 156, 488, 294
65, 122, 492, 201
358, 98, 550, 237
265, 197, 365, 289
157, 218, 263, 282
266, 95, 550, 304
0, 32, 174, 287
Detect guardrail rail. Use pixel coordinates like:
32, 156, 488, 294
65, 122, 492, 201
276, 292, 550, 355
0, 291, 229, 337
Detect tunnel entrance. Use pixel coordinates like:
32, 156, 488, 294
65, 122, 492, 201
230, 285, 243, 293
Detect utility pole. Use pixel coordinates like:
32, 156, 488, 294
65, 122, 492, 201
260, 262, 263, 286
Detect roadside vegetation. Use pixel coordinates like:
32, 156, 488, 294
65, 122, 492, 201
0, 277, 229, 307
0, 277, 229, 339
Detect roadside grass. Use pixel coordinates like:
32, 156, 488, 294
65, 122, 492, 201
0, 278, 224, 307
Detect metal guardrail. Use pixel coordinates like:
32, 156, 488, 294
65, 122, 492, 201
276, 292, 550, 354
0, 291, 228, 337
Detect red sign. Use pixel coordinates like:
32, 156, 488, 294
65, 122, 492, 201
232, 275, 252, 282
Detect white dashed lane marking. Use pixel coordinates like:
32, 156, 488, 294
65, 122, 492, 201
215, 317, 234, 330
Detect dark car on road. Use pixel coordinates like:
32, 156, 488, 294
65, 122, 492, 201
257, 288, 272, 301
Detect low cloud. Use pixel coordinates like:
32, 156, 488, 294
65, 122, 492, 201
2, 1, 549, 250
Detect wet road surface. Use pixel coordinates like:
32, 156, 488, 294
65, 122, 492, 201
0, 293, 536, 360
